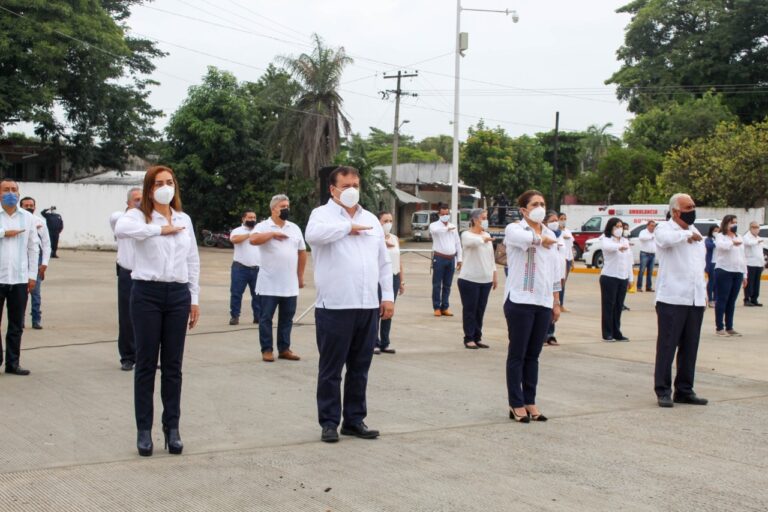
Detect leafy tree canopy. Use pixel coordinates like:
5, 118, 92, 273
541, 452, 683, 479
572, 145, 663, 204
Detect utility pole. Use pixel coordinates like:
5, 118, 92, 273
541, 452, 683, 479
382, 70, 418, 229
551, 111, 560, 210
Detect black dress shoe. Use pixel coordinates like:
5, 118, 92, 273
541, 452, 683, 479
120, 361, 135, 371
657, 395, 674, 408
753, 302, 763, 307
229, 317, 239, 326
137, 430, 153, 456
380, 348, 396, 354
673, 393, 708, 405
6, 366, 30, 375
602, 337, 615, 342
614, 336, 630, 342
32, 323, 42, 329
321, 427, 339, 443
163, 426, 183, 454
340, 422, 380, 439
475, 342, 490, 349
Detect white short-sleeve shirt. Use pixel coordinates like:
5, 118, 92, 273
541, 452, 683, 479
254, 218, 306, 297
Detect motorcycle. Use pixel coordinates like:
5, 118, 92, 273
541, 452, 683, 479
201, 229, 233, 249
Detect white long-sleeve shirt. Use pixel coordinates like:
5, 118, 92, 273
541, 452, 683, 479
32, 213, 51, 265
600, 235, 633, 280
114, 208, 200, 305
637, 228, 656, 254
110, 210, 136, 270
305, 199, 393, 309
714, 233, 748, 275
429, 221, 463, 262
504, 222, 562, 308
459, 230, 495, 284
0, 207, 40, 284
654, 220, 706, 306
560, 228, 574, 261
743, 232, 765, 268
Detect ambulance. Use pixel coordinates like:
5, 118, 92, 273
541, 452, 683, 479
572, 204, 668, 260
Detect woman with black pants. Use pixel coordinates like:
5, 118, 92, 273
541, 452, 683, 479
458, 208, 497, 349
504, 191, 561, 423
599, 218, 632, 342
116, 165, 200, 456
713, 215, 747, 336
704, 225, 719, 307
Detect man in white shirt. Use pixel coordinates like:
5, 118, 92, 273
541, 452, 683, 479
305, 166, 394, 443
20, 197, 51, 330
637, 220, 657, 292
0, 178, 40, 375
653, 193, 708, 408
228, 210, 261, 326
429, 204, 462, 317
743, 221, 764, 307
249, 195, 307, 362
109, 187, 141, 371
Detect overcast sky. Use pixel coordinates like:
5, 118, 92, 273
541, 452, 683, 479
22, 0, 638, 142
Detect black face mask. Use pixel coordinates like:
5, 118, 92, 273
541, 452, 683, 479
23, 208, 35, 214
679, 209, 696, 226
279, 208, 290, 221
244, 220, 256, 228
730, 224, 738, 234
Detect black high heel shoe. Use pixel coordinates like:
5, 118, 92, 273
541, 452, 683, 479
137, 430, 153, 457
509, 409, 530, 423
163, 426, 183, 455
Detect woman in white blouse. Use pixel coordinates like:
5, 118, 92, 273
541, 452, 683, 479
599, 218, 632, 342
458, 209, 497, 349
115, 166, 200, 457
376, 211, 404, 354
504, 191, 561, 423
713, 215, 747, 336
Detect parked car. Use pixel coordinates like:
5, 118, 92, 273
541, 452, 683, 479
583, 219, 720, 268
411, 210, 439, 241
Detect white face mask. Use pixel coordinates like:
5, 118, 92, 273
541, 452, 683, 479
480, 219, 489, 230
612, 227, 623, 238
336, 186, 359, 208
154, 185, 175, 206
559, 220, 566, 229
382, 221, 393, 234
547, 221, 560, 232
623, 229, 630, 238
527, 206, 546, 224
439, 214, 451, 223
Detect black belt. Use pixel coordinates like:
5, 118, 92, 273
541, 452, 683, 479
233, 261, 259, 269
433, 252, 456, 260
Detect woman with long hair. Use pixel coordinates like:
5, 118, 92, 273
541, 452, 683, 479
375, 211, 404, 354
503, 191, 561, 423
116, 166, 200, 456
713, 215, 747, 336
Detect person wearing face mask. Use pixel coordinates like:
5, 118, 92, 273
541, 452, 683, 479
636, 220, 657, 292
429, 204, 463, 317
704, 225, 720, 308
0, 178, 39, 376
115, 166, 200, 457
19, 197, 51, 331
557, 212, 574, 312
653, 193, 708, 408
110, 187, 142, 371
305, 166, 394, 443
228, 210, 261, 326
543, 211, 567, 346
504, 191, 561, 423
249, 195, 306, 362
713, 215, 747, 336
457, 208, 497, 349
375, 211, 403, 355
599, 218, 632, 342
742, 221, 764, 307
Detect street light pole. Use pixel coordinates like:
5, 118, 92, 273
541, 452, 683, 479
450, 3, 518, 226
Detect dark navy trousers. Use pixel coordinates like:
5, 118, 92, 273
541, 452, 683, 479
131, 280, 190, 430
457, 278, 492, 344
432, 256, 455, 310
0, 283, 28, 369
504, 300, 552, 408
258, 295, 297, 353
230, 262, 260, 320
117, 264, 135, 364
315, 308, 378, 428
654, 302, 704, 398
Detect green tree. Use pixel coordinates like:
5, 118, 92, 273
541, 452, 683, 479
418, 135, 453, 162
574, 145, 663, 204
336, 134, 392, 213
276, 34, 353, 185
624, 93, 738, 153
579, 123, 621, 172
607, 0, 768, 123
662, 120, 768, 208
164, 67, 287, 231
0, 0, 164, 175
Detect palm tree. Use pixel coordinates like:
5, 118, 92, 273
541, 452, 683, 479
580, 122, 620, 172
277, 34, 353, 185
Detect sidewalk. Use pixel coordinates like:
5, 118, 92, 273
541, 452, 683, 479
0, 248, 765, 511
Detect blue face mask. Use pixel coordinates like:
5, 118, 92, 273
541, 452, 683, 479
1, 192, 18, 207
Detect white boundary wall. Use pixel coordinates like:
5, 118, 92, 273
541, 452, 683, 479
18, 182, 136, 250
561, 204, 765, 232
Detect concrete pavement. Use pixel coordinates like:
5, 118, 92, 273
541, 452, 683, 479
0, 246, 766, 511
